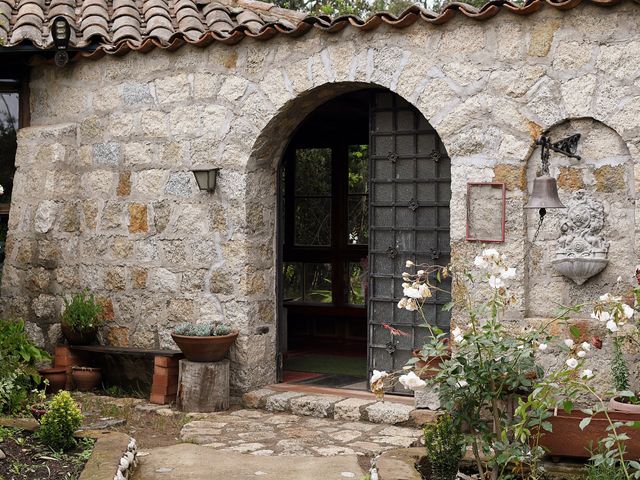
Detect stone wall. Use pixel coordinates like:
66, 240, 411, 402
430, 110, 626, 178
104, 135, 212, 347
2, 2, 640, 393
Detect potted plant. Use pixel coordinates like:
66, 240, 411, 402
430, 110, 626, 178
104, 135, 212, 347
29, 388, 48, 423
171, 322, 238, 362
60, 291, 103, 345
71, 366, 102, 391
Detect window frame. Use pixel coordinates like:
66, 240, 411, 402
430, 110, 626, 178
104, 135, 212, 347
0, 67, 29, 215
282, 138, 369, 309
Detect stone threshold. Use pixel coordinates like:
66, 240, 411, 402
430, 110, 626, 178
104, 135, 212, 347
242, 386, 436, 427
267, 383, 415, 405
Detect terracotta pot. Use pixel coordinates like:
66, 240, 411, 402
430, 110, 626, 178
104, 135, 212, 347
61, 323, 97, 345
171, 331, 238, 362
411, 349, 450, 379
38, 367, 67, 394
539, 409, 640, 459
608, 396, 640, 414
72, 367, 102, 391
30, 405, 48, 423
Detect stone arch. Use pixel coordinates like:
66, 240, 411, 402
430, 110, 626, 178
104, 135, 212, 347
524, 117, 636, 317
241, 81, 451, 389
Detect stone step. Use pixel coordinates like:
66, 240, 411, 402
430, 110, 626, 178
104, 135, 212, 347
241, 388, 437, 427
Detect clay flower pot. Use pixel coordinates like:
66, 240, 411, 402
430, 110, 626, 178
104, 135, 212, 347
411, 349, 450, 379
171, 331, 238, 362
609, 396, 640, 414
38, 367, 67, 394
72, 366, 102, 391
539, 409, 640, 459
30, 405, 48, 423
61, 323, 97, 345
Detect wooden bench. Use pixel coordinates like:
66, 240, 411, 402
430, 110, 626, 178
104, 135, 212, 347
55, 345, 183, 405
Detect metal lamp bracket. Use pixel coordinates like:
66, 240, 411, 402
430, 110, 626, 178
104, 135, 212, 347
536, 134, 581, 175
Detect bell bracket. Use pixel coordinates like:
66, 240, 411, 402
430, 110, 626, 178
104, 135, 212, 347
536, 134, 581, 175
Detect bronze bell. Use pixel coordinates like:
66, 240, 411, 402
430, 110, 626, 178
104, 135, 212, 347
524, 175, 565, 210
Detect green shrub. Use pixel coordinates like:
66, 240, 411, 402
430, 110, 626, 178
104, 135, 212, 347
586, 460, 627, 480
0, 319, 49, 414
174, 322, 232, 336
423, 414, 465, 480
61, 291, 103, 332
37, 391, 83, 451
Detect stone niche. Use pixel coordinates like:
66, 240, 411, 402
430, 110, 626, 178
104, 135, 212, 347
524, 118, 635, 318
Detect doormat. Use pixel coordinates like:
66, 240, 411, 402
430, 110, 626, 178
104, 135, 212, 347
284, 354, 367, 378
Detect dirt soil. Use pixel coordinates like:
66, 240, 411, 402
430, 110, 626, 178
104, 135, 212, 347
74, 393, 202, 449
0, 429, 93, 480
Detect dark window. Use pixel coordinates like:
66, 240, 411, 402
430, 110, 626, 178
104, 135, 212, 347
0, 70, 28, 271
282, 134, 369, 307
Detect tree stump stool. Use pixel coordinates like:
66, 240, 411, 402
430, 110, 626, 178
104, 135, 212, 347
177, 359, 230, 412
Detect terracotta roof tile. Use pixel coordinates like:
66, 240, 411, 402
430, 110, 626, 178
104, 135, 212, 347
0, 0, 636, 59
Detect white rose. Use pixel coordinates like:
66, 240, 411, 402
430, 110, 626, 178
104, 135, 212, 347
403, 287, 421, 299
398, 371, 427, 391
580, 369, 594, 379
577, 350, 586, 358
564, 339, 574, 349
606, 320, 619, 332
370, 370, 388, 384
482, 248, 499, 260
474, 256, 488, 269
397, 298, 407, 309
500, 267, 517, 280
418, 284, 432, 299
622, 304, 635, 319
581, 342, 591, 351
488, 275, 505, 289
538, 343, 548, 351
566, 358, 578, 369
405, 260, 415, 267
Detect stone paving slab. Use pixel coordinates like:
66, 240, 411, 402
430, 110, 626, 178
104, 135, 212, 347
178, 408, 423, 457
134, 444, 365, 480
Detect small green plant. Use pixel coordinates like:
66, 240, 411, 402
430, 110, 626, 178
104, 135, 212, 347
61, 291, 103, 332
423, 414, 465, 480
611, 338, 630, 393
174, 322, 232, 336
37, 391, 83, 451
586, 457, 627, 480
0, 319, 49, 414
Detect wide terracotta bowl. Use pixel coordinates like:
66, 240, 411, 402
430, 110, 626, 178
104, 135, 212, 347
171, 331, 238, 362
539, 409, 640, 459
38, 367, 67, 394
72, 367, 102, 392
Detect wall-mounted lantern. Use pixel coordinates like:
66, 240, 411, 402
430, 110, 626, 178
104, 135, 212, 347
524, 134, 581, 223
192, 168, 220, 193
52, 16, 71, 67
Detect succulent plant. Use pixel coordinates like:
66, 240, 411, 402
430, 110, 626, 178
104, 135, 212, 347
173, 322, 232, 337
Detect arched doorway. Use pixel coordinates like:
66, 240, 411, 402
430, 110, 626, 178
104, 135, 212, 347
278, 89, 451, 392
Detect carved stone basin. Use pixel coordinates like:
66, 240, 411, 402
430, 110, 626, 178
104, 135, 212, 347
552, 257, 609, 285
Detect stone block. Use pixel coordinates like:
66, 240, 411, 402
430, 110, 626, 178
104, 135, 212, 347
34, 201, 57, 234
165, 171, 194, 197
122, 83, 153, 105
93, 142, 121, 166
264, 391, 306, 412
117, 171, 131, 197
289, 395, 343, 418
408, 409, 438, 428
414, 386, 440, 410
364, 402, 414, 425
334, 398, 375, 421
128, 204, 149, 233
242, 388, 277, 409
